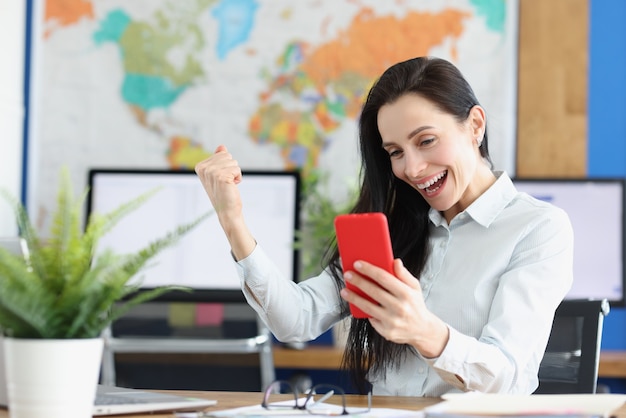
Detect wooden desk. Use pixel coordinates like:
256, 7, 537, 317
0, 391, 439, 418
599, 351, 626, 378
1, 390, 625, 418
273, 345, 344, 369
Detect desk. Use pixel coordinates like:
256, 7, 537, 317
599, 351, 626, 378
0, 391, 625, 418
0, 391, 438, 418
273, 345, 343, 369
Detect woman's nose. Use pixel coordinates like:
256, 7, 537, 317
404, 151, 426, 179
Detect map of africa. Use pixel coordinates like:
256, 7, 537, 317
32, 0, 518, 226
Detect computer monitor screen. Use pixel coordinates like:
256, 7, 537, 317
512, 178, 625, 306
87, 169, 300, 302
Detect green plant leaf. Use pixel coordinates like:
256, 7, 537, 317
297, 169, 358, 278
0, 167, 212, 339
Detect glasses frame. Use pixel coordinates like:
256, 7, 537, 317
262, 380, 372, 416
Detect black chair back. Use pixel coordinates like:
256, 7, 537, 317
535, 298, 610, 394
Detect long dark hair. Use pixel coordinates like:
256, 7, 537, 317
325, 56, 492, 393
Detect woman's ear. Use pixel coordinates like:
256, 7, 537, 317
468, 105, 486, 143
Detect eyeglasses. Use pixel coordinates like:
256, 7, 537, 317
262, 380, 372, 416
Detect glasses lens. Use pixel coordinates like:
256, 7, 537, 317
305, 385, 371, 416
343, 391, 371, 416
263, 380, 300, 410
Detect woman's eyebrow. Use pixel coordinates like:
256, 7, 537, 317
382, 125, 434, 147
407, 125, 435, 139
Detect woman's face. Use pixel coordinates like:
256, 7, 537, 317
378, 93, 493, 222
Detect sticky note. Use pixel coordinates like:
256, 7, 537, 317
168, 303, 196, 327
196, 303, 225, 326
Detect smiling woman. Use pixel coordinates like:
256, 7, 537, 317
377, 93, 493, 223
194, 56, 575, 398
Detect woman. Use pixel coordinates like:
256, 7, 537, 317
195, 56, 573, 397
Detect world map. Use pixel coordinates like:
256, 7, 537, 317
32, 0, 518, 226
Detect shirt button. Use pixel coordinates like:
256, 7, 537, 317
418, 367, 425, 373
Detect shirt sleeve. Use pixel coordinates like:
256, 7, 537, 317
235, 244, 346, 342
428, 206, 574, 393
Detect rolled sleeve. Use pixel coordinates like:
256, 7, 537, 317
428, 326, 515, 392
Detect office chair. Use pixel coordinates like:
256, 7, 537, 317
534, 298, 610, 394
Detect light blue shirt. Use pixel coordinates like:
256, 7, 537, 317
235, 172, 573, 397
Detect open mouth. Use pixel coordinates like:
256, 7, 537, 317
417, 171, 447, 194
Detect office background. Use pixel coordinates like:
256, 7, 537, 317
588, 0, 626, 351
1, 0, 626, 389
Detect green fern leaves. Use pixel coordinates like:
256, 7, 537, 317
0, 167, 211, 339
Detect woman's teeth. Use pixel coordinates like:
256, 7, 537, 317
417, 171, 447, 190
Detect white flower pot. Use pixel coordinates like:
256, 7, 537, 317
3, 337, 103, 418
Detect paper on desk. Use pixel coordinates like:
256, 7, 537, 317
424, 392, 626, 417
207, 399, 421, 417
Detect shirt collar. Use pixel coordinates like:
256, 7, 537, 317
428, 171, 517, 228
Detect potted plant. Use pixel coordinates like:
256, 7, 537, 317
296, 169, 357, 348
0, 167, 210, 418
296, 169, 357, 278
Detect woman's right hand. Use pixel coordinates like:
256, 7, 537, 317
195, 145, 243, 222
195, 145, 256, 260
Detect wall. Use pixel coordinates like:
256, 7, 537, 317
588, 0, 626, 351
0, 0, 26, 236
517, 0, 588, 177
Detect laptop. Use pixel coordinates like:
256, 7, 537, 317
92, 385, 216, 416
0, 237, 217, 415
0, 373, 216, 416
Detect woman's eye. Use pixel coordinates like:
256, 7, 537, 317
421, 137, 435, 146
388, 149, 402, 158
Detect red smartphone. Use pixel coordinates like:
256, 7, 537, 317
334, 212, 395, 318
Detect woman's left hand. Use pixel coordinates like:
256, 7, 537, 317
340, 259, 449, 358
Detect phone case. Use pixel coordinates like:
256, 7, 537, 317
334, 212, 395, 318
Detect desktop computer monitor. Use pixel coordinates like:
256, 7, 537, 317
512, 178, 625, 307
86, 169, 300, 302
